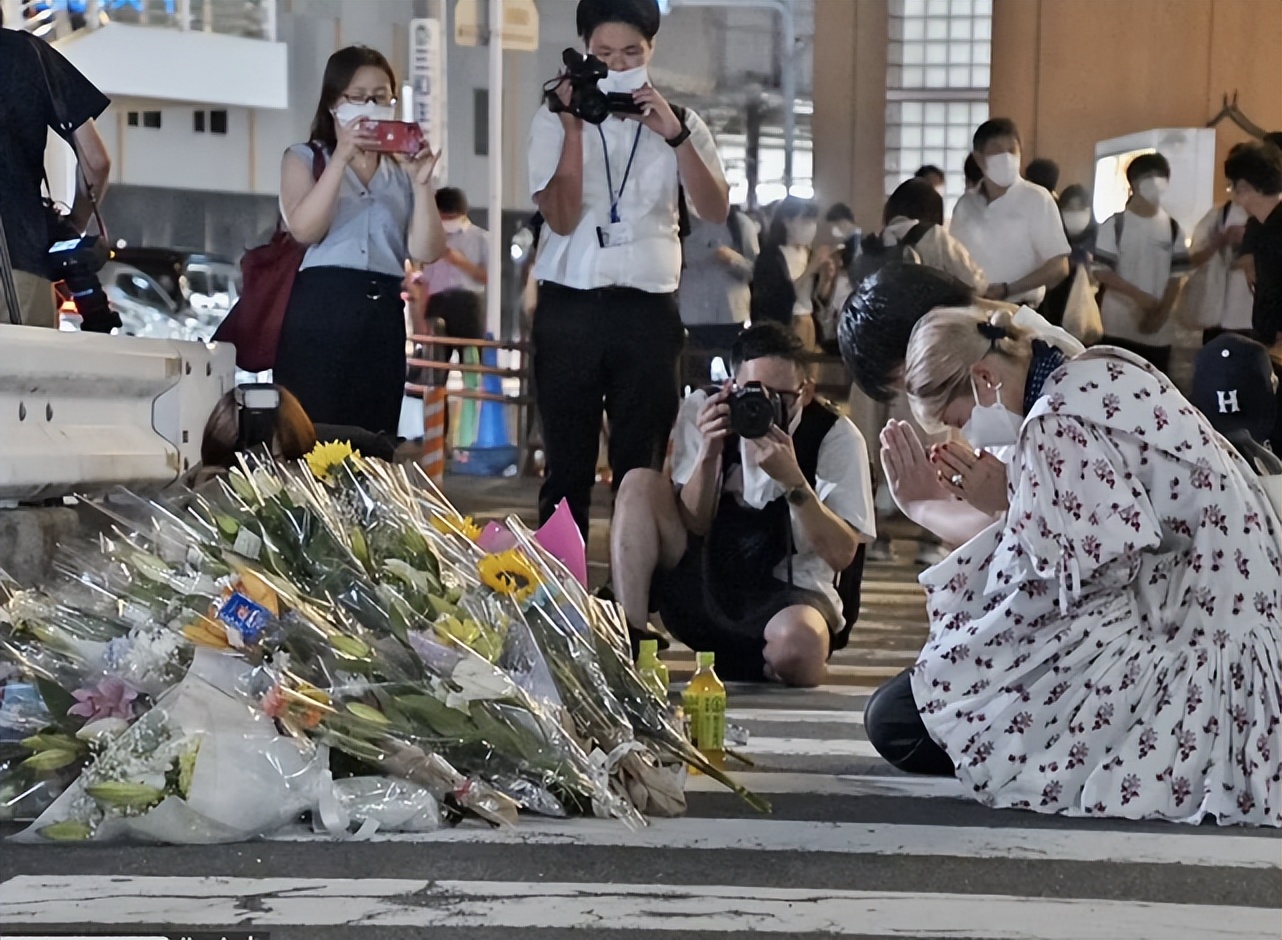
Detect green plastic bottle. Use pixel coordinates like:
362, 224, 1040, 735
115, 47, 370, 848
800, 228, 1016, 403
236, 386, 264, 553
682, 651, 726, 769
636, 639, 670, 701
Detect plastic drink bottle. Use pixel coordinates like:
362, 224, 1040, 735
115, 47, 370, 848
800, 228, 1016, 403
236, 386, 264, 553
636, 639, 670, 701
682, 651, 726, 769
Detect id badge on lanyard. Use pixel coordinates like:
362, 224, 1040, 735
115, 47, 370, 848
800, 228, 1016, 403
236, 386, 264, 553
596, 124, 642, 249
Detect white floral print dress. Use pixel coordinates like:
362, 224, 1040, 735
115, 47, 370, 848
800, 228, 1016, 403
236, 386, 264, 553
912, 348, 1281, 826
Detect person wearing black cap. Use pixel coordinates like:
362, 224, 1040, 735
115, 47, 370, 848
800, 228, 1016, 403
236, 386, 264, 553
1191, 333, 1282, 476
527, 0, 729, 538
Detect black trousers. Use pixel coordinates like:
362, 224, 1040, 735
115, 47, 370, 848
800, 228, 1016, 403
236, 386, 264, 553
532, 283, 684, 537
1099, 335, 1171, 375
863, 668, 955, 776
275, 266, 406, 436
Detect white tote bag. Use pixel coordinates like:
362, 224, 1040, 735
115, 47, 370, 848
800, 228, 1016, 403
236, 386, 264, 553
1172, 251, 1228, 330
1062, 264, 1103, 346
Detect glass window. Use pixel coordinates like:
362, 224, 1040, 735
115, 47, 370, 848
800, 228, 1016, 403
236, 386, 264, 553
885, 0, 992, 208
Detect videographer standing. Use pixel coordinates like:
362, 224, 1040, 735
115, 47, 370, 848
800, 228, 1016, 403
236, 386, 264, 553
528, 0, 729, 536
0, 14, 111, 328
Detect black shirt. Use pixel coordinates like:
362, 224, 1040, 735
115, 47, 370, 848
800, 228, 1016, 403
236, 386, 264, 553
1241, 202, 1282, 345
0, 30, 109, 277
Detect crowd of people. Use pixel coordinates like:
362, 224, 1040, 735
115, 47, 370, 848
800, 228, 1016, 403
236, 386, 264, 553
3, 0, 1279, 829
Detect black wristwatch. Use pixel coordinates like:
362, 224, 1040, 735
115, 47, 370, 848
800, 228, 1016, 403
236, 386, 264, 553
665, 124, 691, 148
785, 484, 812, 507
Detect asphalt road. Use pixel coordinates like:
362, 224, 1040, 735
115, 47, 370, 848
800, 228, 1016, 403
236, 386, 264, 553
3, 551, 1278, 940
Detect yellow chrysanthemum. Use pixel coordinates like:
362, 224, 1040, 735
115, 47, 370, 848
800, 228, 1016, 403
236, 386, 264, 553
305, 440, 358, 481
478, 550, 541, 604
430, 514, 483, 542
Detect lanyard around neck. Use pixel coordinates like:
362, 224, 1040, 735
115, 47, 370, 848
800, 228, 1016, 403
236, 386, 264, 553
597, 123, 643, 224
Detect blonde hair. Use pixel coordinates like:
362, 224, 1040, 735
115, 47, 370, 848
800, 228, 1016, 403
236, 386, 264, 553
200, 386, 318, 469
904, 306, 1032, 433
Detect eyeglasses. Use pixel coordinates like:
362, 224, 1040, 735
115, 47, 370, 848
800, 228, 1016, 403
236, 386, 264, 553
766, 386, 805, 410
341, 92, 397, 107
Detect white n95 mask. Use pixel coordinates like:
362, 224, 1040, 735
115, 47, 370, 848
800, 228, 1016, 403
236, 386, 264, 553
597, 65, 650, 94
333, 101, 396, 126
983, 152, 1020, 188
961, 378, 1023, 450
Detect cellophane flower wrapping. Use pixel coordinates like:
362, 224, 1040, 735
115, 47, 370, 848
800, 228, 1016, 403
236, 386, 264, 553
0, 443, 767, 844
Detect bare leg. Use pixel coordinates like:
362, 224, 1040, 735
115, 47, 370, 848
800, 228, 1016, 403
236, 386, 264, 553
611, 468, 689, 631
762, 605, 830, 688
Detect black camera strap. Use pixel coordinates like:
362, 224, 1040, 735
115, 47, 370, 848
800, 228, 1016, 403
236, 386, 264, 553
32, 35, 107, 241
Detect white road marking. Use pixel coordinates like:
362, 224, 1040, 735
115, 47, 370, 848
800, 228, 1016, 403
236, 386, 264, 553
728, 708, 865, 724
262, 816, 1279, 869
744, 735, 881, 757
682, 770, 967, 798
1, 876, 1274, 938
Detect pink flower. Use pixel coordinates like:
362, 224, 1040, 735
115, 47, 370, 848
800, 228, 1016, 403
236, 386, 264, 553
68, 677, 138, 722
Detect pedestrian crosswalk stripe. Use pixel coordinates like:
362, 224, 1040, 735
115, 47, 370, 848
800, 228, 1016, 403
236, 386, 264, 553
729, 708, 865, 724
682, 770, 967, 797
743, 736, 881, 757
264, 816, 1279, 868
3, 876, 1274, 938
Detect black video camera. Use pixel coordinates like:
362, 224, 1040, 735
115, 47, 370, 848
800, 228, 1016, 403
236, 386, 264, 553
48, 234, 118, 333
727, 382, 783, 440
544, 49, 644, 125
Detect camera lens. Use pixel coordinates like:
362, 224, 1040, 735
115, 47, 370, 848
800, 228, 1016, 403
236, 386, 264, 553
575, 87, 611, 125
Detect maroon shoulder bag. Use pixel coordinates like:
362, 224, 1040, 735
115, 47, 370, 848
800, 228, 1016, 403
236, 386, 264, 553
214, 142, 325, 371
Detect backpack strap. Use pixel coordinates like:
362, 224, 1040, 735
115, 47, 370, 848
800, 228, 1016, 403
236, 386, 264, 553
1168, 216, 1180, 246
901, 221, 933, 248
671, 104, 692, 240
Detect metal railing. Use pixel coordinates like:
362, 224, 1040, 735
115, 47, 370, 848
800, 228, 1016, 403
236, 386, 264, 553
8, 0, 276, 41
404, 331, 541, 477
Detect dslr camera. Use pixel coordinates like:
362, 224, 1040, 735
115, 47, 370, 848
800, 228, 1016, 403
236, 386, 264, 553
727, 382, 783, 440
48, 234, 118, 333
544, 49, 643, 125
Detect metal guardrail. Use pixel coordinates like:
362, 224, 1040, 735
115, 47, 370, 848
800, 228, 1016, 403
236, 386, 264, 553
8, 0, 276, 41
404, 332, 541, 477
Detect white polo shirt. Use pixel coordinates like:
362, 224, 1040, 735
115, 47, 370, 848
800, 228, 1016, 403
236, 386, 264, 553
527, 104, 725, 294
1094, 208, 1190, 347
948, 177, 1070, 306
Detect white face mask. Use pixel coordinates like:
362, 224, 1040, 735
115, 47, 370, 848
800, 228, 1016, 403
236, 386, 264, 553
983, 152, 1021, 189
442, 218, 466, 235
787, 220, 818, 246
1062, 209, 1092, 236
1137, 177, 1169, 207
961, 377, 1024, 449
597, 65, 650, 94
333, 100, 396, 127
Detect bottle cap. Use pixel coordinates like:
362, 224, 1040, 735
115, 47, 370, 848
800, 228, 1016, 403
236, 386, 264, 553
639, 639, 658, 657
696, 651, 715, 667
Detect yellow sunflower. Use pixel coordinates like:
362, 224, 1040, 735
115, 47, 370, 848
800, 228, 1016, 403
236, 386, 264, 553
305, 440, 359, 481
478, 550, 541, 604
430, 514, 483, 542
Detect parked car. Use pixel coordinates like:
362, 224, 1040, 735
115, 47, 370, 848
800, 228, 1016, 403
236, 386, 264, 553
60, 262, 220, 342
110, 247, 240, 316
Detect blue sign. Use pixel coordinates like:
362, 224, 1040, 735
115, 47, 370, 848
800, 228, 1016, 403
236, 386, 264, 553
34, 0, 177, 13
216, 591, 272, 644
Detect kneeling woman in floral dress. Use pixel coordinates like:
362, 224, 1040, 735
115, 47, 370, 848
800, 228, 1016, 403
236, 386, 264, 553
864, 306, 1281, 826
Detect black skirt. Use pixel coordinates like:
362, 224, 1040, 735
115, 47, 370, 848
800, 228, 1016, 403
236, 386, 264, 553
274, 266, 406, 436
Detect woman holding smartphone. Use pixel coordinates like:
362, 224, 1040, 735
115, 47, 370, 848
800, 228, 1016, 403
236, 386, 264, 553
275, 45, 445, 436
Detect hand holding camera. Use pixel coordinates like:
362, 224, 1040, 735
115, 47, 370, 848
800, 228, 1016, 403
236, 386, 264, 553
695, 383, 732, 460
544, 49, 646, 125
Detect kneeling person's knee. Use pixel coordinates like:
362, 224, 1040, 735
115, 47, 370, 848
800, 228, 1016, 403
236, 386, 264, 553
763, 607, 829, 688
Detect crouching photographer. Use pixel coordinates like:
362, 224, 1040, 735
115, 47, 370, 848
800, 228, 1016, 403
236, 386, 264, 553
610, 323, 875, 687
528, 0, 729, 538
